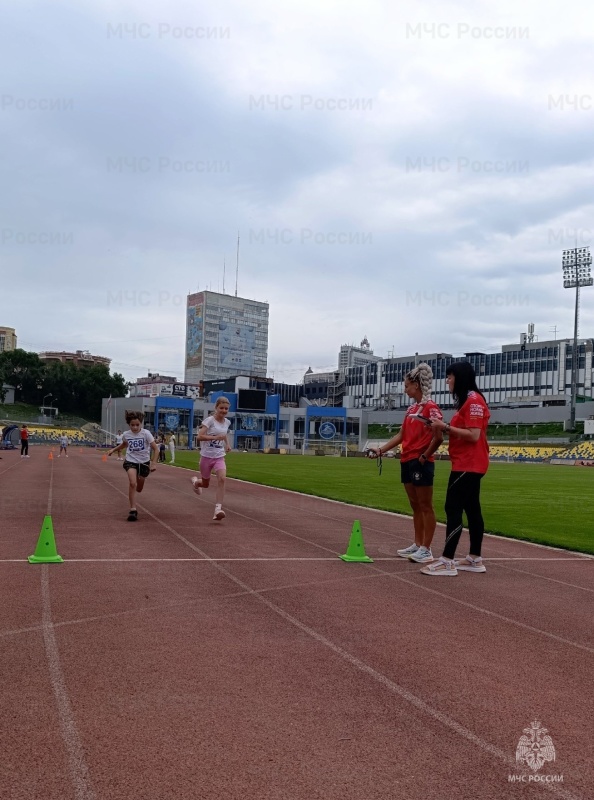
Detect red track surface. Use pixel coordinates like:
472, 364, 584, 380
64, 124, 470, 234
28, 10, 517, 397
1, 447, 592, 800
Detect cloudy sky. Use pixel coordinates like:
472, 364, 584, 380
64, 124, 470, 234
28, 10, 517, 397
1, 0, 593, 384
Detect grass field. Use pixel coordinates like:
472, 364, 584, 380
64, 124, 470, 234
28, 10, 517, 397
172, 451, 594, 555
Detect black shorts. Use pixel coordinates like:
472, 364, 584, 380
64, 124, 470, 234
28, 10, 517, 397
123, 460, 151, 478
401, 458, 435, 487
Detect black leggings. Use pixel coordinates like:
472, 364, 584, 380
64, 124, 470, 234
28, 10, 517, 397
20, 439, 28, 455
442, 471, 485, 559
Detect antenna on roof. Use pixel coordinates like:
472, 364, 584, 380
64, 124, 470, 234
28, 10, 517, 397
235, 231, 239, 297
223, 258, 226, 294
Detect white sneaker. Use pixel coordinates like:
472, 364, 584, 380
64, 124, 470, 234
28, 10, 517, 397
213, 504, 225, 520
455, 556, 487, 573
397, 543, 420, 558
191, 476, 202, 495
420, 557, 458, 576
409, 547, 434, 563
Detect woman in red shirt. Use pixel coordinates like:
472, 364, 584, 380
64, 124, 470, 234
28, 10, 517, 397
20, 425, 29, 457
421, 361, 490, 576
370, 363, 443, 563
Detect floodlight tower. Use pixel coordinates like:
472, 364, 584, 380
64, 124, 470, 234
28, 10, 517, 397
562, 246, 593, 430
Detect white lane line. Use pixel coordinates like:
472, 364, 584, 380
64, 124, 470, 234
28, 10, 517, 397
41, 566, 96, 800
0, 557, 371, 562
90, 468, 594, 650
47, 457, 54, 515
0, 460, 24, 476
225, 478, 594, 559
1, 572, 385, 640
162, 479, 594, 579
130, 503, 584, 800
42, 464, 587, 799
384, 571, 594, 654
1, 555, 590, 563
485, 557, 593, 561
488, 563, 594, 594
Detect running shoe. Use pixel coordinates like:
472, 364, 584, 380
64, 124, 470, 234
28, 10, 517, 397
408, 547, 434, 563
397, 543, 419, 558
191, 476, 202, 495
127, 509, 138, 522
213, 505, 225, 520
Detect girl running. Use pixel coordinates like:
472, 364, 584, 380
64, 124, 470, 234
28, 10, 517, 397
368, 363, 443, 563
421, 361, 490, 576
107, 411, 158, 521
191, 397, 231, 520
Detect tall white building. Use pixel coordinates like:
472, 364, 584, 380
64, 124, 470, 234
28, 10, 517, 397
185, 291, 269, 383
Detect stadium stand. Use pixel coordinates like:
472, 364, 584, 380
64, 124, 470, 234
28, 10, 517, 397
0, 424, 99, 447
488, 444, 565, 462
365, 440, 594, 463
364, 440, 449, 457
555, 441, 594, 460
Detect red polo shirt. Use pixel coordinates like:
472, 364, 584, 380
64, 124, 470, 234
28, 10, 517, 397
448, 391, 490, 473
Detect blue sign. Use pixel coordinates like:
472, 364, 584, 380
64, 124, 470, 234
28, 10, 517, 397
164, 412, 179, 430
319, 421, 337, 440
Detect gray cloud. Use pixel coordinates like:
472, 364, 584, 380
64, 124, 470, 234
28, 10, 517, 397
1, 0, 593, 384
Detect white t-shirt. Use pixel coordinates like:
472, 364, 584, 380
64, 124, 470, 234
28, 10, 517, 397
123, 428, 155, 463
116, 433, 123, 446
60, 436, 68, 447
199, 416, 230, 459
169, 435, 176, 449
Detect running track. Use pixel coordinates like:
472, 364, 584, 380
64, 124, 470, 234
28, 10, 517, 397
1, 448, 592, 800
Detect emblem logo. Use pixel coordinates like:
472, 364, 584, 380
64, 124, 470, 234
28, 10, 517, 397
319, 422, 337, 440
164, 413, 179, 430
515, 721, 556, 772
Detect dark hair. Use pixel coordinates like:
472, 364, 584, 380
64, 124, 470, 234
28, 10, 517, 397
446, 361, 485, 409
125, 410, 144, 424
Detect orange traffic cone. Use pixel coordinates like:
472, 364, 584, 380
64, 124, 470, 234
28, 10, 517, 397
101, 454, 107, 462
48, 451, 53, 460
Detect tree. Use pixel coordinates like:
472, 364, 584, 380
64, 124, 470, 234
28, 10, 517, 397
0, 349, 45, 403
0, 349, 128, 421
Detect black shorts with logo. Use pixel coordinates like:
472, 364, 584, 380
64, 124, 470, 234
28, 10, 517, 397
123, 460, 151, 479
400, 458, 435, 487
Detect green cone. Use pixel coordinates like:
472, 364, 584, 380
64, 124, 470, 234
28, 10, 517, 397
28, 516, 64, 564
340, 520, 374, 563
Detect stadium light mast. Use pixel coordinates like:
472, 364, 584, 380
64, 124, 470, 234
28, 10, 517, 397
562, 246, 593, 430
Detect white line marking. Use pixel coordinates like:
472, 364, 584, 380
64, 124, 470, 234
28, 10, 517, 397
130, 503, 584, 800
47, 457, 54, 515
90, 468, 594, 652
484, 557, 593, 561
0, 557, 359, 562
1, 572, 384, 640
0, 460, 24, 476
226, 478, 594, 559
488, 563, 594, 594
33, 464, 588, 798
41, 566, 96, 800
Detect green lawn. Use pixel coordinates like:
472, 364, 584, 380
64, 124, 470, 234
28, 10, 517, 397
172, 452, 594, 555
